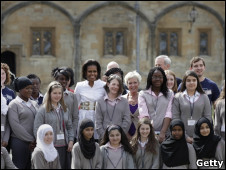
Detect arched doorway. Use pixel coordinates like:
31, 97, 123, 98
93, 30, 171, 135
1, 51, 16, 75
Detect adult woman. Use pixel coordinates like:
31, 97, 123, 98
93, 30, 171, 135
75, 59, 106, 140
100, 125, 135, 169
165, 70, 178, 94
71, 119, 102, 169
34, 81, 74, 169
193, 117, 224, 169
1, 63, 15, 105
214, 82, 225, 140
161, 119, 197, 169
138, 67, 174, 143
32, 124, 61, 169
52, 67, 79, 143
173, 70, 212, 144
123, 71, 141, 139
8, 77, 38, 169
131, 118, 159, 169
95, 74, 131, 139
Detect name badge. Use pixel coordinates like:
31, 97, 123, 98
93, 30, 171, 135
221, 126, 225, 132
188, 119, 196, 126
57, 133, 65, 140
204, 90, 212, 95
1, 125, 4, 132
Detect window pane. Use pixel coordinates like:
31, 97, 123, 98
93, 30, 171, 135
104, 32, 113, 55
115, 32, 124, 55
170, 32, 178, 56
200, 32, 208, 55
159, 32, 167, 55
43, 31, 52, 55
32, 31, 41, 55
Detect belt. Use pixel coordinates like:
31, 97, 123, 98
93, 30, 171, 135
80, 101, 96, 110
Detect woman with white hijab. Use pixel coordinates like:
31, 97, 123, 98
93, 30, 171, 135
31, 124, 61, 169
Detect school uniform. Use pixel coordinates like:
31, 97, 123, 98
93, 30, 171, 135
71, 118, 102, 169
95, 95, 131, 139
172, 91, 212, 138
193, 117, 225, 169
161, 119, 197, 169
100, 143, 135, 169
31, 124, 61, 169
138, 88, 174, 133
133, 141, 160, 169
1, 147, 17, 169
33, 105, 74, 169
63, 89, 79, 141
214, 99, 225, 141
1, 92, 10, 146
71, 142, 102, 169
8, 96, 38, 169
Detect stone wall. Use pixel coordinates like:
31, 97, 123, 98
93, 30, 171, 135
1, 1, 225, 93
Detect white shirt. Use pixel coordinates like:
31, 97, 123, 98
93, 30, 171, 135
74, 79, 106, 106
183, 90, 200, 103
16, 96, 33, 107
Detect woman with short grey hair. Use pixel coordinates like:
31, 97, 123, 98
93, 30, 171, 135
123, 71, 142, 139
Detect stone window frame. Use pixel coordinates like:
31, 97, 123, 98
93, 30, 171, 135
157, 28, 182, 57
103, 27, 128, 57
30, 27, 55, 57
198, 28, 211, 56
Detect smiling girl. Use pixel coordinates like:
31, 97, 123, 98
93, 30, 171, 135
172, 70, 212, 144
32, 124, 60, 169
34, 81, 74, 169
71, 118, 102, 169
95, 74, 131, 139
100, 125, 134, 169
131, 118, 159, 169
193, 117, 225, 169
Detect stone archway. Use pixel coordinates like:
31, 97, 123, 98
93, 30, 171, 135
1, 50, 16, 75
73, 1, 152, 82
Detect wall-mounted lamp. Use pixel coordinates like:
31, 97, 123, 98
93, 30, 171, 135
188, 6, 198, 33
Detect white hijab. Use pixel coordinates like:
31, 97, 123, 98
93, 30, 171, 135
37, 124, 58, 162
1, 90, 8, 115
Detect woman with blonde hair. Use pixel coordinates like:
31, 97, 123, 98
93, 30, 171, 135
123, 71, 142, 139
34, 81, 74, 169
165, 70, 178, 94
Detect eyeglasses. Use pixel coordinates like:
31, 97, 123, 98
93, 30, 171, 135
152, 76, 163, 80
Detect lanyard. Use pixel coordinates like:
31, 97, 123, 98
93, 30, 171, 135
54, 109, 63, 132
151, 91, 158, 114
106, 102, 117, 122
188, 96, 195, 119
89, 159, 93, 169
106, 148, 123, 169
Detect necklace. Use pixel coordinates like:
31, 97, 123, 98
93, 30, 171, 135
128, 92, 138, 106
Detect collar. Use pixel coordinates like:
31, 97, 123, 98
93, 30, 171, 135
52, 103, 62, 113
16, 96, 32, 107
106, 142, 122, 150
147, 87, 163, 97
104, 94, 122, 101
183, 90, 200, 98
30, 92, 43, 100
64, 89, 70, 95
138, 139, 148, 147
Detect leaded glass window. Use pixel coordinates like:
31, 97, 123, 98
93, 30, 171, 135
31, 28, 55, 56
199, 32, 208, 55
158, 29, 181, 56
104, 28, 127, 56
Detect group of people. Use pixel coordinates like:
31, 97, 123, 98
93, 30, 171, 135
1, 55, 225, 169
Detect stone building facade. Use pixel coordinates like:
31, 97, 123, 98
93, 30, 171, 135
1, 1, 225, 93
